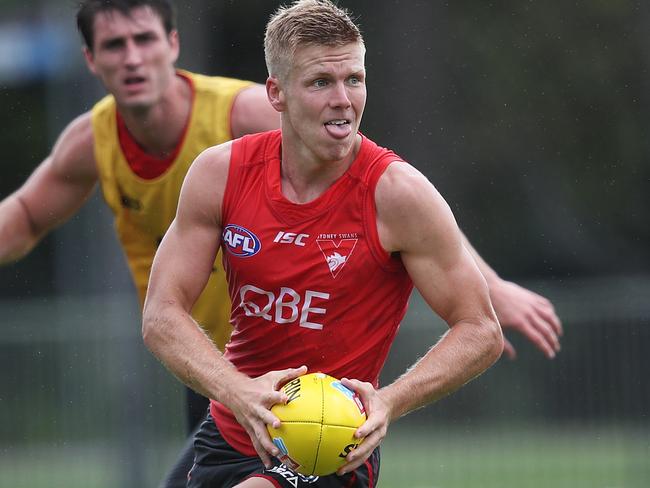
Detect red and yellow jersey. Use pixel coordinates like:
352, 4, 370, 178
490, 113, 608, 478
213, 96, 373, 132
212, 130, 414, 455
91, 70, 252, 347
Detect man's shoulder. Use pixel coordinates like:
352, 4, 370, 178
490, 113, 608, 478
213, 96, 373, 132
197, 140, 234, 167
188, 141, 234, 193
374, 160, 438, 225
59, 111, 95, 150
49, 111, 97, 179
376, 161, 429, 202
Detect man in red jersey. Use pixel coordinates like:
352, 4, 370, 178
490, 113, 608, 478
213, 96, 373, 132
143, 1, 504, 486
1, 0, 559, 486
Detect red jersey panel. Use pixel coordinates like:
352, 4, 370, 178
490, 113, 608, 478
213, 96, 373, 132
212, 130, 414, 455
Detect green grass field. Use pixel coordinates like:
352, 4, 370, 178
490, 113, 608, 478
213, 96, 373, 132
1, 424, 647, 488
379, 424, 649, 488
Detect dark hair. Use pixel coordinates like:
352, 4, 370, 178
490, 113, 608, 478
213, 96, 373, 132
76, 0, 177, 50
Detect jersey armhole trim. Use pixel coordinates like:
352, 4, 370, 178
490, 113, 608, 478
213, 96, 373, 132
362, 158, 405, 273
221, 138, 246, 226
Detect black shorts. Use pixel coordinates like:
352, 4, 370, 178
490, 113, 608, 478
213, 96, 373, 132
186, 387, 210, 433
188, 412, 380, 488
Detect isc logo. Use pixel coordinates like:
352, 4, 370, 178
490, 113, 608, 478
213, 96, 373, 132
274, 231, 309, 247
222, 224, 261, 257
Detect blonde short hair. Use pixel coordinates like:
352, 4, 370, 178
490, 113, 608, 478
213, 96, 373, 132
264, 0, 363, 81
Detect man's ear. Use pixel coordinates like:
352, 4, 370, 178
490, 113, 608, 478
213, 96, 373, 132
266, 76, 285, 112
168, 29, 180, 64
82, 46, 97, 75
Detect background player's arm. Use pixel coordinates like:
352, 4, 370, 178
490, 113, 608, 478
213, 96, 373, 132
462, 235, 563, 359
230, 83, 281, 137
339, 162, 504, 474
142, 143, 304, 467
0, 113, 98, 265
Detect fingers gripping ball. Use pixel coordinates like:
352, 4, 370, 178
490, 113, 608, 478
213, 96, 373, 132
267, 372, 366, 476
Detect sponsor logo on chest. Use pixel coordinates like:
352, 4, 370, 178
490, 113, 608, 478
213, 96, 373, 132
238, 284, 329, 330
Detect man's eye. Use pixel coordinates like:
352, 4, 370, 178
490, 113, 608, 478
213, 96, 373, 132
314, 79, 328, 88
348, 76, 363, 85
104, 40, 123, 50
135, 33, 156, 44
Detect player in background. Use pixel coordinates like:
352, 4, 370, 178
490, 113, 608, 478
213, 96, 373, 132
142, 1, 504, 486
0, 1, 278, 486
0, 0, 561, 486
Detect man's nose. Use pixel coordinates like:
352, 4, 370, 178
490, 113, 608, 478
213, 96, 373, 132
329, 81, 352, 109
124, 39, 143, 67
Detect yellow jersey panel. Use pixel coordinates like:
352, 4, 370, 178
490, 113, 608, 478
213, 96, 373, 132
91, 70, 253, 348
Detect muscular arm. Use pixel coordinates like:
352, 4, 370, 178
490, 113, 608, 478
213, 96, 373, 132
143, 143, 237, 399
230, 83, 280, 138
0, 113, 98, 265
340, 162, 503, 474
377, 162, 503, 417
142, 143, 304, 466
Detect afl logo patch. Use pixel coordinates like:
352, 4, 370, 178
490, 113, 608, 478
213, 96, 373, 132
222, 224, 261, 257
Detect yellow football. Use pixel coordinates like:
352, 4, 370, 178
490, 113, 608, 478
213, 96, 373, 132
267, 372, 366, 476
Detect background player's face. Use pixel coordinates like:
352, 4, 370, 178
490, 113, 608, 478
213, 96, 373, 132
274, 41, 367, 164
83, 6, 179, 110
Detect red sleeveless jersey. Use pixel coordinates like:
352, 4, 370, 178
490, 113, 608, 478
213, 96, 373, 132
211, 130, 414, 455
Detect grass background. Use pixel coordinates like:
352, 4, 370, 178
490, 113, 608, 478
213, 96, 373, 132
1, 424, 648, 487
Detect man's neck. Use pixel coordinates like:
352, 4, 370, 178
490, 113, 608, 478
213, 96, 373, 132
280, 134, 362, 204
117, 74, 192, 158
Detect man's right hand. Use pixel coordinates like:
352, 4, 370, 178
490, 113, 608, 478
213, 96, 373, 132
228, 365, 308, 467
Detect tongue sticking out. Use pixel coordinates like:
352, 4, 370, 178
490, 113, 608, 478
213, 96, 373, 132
324, 120, 351, 139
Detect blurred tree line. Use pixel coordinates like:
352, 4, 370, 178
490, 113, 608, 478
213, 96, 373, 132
1, 0, 648, 297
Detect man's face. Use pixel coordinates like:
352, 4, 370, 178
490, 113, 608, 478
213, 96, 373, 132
271, 41, 367, 164
83, 6, 179, 110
